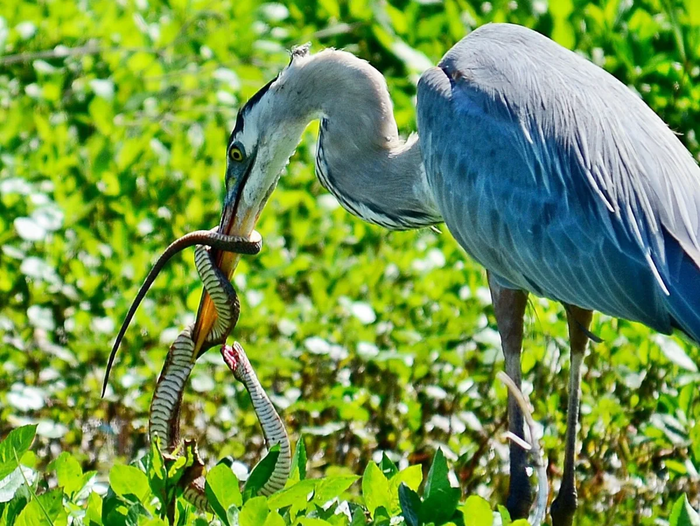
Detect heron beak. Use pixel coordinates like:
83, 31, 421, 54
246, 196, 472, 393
191, 161, 261, 353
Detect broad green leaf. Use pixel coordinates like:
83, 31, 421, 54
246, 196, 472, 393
460, 495, 493, 526
0, 426, 37, 480
15, 489, 67, 526
299, 519, 333, 526
351, 507, 368, 526
511, 521, 531, 526
244, 445, 281, 499
373, 506, 392, 525
424, 449, 450, 501
48, 452, 83, 496
205, 463, 243, 525
422, 487, 461, 525
313, 475, 359, 504
240, 496, 269, 526
86, 492, 103, 525
389, 465, 423, 512
417, 449, 460, 523
263, 510, 286, 526
109, 464, 150, 503
670, 495, 700, 526
398, 483, 421, 526
361, 462, 392, 517
267, 479, 316, 510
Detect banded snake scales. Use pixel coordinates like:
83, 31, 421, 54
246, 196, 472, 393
104, 229, 291, 511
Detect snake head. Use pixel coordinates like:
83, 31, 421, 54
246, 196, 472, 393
220, 343, 246, 381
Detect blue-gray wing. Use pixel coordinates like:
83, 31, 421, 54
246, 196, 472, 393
417, 23, 700, 341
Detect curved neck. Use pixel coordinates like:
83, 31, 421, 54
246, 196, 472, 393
264, 50, 443, 229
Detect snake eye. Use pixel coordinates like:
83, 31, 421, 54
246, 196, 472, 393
229, 146, 244, 162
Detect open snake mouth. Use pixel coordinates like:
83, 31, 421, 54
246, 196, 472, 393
220, 343, 241, 371
101, 228, 262, 396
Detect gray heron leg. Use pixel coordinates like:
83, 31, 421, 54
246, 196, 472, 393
550, 305, 592, 526
488, 276, 531, 519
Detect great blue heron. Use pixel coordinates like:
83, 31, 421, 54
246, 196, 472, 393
195, 23, 700, 524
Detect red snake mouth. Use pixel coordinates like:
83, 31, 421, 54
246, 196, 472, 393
220, 344, 244, 377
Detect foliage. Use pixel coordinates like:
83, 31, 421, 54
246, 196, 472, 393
1, 0, 700, 524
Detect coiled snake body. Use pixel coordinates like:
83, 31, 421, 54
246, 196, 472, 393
105, 229, 290, 511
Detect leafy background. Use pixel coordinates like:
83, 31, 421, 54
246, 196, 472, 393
1, 0, 700, 524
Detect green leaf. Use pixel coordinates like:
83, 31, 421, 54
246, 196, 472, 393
205, 463, 243, 525
263, 510, 286, 526
460, 495, 493, 526
240, 496, 269, 526
398, 483, 421, 526
0, 426, 37, 480
420, 449, 460, 524
351, 508, 368, 526
146, 438, 166, 506
15, 489, 67, 526
511, 520, 531, 526
670, 495, 700, 526
3, 490, 30, 526
0, 468, 24, 503
86, 492, 103, 525
373, 506, 392, 526
362, 462, 392, 518
498, 505, 512, 526
298, 519, 333, 526
244, 445, 281, 499
424, 449, 450, 501
379, 454, 398, 479
290, 436, 307, 482
266, 479, 316, 510
109, 464, 150, 503
48, 452, 83, 496
167, 455, 187, 483
313, 475, 359, 504
389, 465, 423, 513
685, 0, 700, 26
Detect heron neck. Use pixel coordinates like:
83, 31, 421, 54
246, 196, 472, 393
269, 50, 443, 229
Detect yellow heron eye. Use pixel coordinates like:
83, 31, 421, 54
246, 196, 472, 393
229, 146, 244, 162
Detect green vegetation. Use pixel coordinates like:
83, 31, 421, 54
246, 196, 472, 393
1, 0, 700, 524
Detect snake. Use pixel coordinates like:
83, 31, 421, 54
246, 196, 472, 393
220, 342, 291, 496
104, 228, 291, 511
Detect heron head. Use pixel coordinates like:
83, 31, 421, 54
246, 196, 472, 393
220, 45, 313, 239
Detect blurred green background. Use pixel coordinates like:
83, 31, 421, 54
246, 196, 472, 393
1, 0, 700, 523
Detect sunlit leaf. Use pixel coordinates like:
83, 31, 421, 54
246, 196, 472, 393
362, 462, 392, 517
109, 465, 150, 503
205, 463, 243, 524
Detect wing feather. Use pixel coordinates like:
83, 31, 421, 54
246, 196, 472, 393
417, 23, 700, 337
